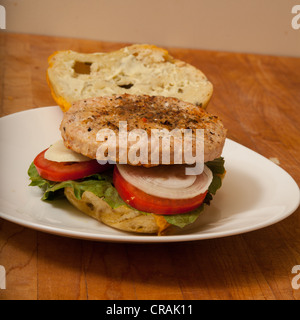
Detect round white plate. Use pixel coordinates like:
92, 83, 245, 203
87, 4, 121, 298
0, 107, 299, 243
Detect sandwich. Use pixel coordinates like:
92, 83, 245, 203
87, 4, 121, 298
28, 94, 226, 235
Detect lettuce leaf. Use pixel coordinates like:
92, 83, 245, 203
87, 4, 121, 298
28, 163, 125, 208
163, 204, 205, 228
28, 157, 225, 229
205, 157, 225, 175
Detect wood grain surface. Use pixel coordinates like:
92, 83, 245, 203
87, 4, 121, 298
0, 33, 300, 300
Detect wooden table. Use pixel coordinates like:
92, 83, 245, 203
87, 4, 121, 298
0, 33, 300, 300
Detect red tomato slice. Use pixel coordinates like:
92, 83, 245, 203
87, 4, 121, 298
34, 149, 112, 182
113, 166, 207, 215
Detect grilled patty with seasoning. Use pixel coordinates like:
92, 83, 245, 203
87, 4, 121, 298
60, 94, 227, 166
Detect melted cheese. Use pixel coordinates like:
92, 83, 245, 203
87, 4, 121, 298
45, 140, 91, 162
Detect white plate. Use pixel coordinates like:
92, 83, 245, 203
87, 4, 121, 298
0, 107, 299, 243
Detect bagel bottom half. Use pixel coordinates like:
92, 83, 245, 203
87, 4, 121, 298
64, 187, 171, 235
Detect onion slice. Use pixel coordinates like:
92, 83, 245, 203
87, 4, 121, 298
116, 164, 213, 200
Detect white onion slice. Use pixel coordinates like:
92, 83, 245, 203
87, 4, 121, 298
116, 164, 213, 200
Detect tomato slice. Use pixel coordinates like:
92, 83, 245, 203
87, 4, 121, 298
34, 149, 112, 182
113, 166, 207, 215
